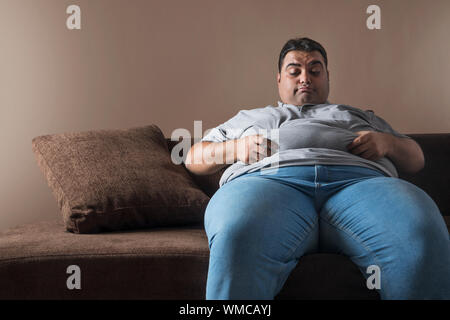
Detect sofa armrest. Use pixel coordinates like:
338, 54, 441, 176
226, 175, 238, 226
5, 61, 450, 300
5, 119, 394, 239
399, 134, 450, 216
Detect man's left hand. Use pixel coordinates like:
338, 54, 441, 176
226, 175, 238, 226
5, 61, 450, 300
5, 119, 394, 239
347, 131, 394, 161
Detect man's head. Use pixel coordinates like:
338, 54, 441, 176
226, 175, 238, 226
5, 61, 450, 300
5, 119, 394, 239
277, 37, 330, 106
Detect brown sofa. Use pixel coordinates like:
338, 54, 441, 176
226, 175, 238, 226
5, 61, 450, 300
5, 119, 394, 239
0, 133, 449, 300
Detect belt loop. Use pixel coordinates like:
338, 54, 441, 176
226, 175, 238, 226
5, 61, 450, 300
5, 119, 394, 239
314, 165, 318, 185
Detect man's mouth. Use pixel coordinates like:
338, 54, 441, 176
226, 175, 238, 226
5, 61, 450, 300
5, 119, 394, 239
294, 87, 313, 94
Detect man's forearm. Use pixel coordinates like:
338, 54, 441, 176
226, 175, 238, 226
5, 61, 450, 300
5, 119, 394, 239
185, 140, 238, 175
386, 135, 425, 174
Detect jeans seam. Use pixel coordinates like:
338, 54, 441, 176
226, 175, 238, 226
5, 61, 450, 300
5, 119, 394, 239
273, 217, 319, 297
282, 218, 319, 263
319, 216, 384, 275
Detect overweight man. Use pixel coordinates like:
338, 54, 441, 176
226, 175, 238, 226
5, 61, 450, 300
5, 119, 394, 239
185, 37, 450, 299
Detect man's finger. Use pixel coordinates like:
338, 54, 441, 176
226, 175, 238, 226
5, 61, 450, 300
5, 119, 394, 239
347, 139, 362, 151
258, 140, 269, 149
349, 143, 367, 155
359, 150, 374, 160
260, 138, 276, 151
254, 135, 265, 145
267, 138, 279, 148
253, 149, 267, 162
349, 132, 370, 148
256, 145, 269, 157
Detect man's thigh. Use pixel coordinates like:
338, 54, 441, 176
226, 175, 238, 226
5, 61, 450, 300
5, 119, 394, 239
318, 176, 449, 298
319, 177, 446, 250
204, 175, 320, 262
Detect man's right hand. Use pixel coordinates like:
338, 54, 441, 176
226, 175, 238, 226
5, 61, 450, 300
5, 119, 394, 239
236, 134, 278, 164
185, 134, 278, 175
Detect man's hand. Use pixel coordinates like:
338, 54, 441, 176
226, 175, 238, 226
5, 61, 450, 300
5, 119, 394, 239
236, 134, 278, 164
347, 130, 425, 173
347, 131, 394, 161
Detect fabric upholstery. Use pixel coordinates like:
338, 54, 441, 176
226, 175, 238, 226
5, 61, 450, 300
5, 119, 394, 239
398, 134, 450, 216
32, 125, 209, 234
0, 221, 209, 299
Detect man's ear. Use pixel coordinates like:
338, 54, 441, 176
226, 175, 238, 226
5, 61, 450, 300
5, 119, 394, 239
277, 73, 281, 83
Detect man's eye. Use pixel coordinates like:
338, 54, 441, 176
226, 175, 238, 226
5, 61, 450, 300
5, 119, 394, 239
289, 71, 299, 76
310, 70, 320, 75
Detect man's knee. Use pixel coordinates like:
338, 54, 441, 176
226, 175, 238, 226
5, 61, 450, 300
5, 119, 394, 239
376, 178, 444, 229
204, 190, 265, 251
205, 199, 272, 255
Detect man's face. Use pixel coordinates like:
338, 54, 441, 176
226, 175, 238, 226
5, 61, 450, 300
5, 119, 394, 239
277, 50, 329, 106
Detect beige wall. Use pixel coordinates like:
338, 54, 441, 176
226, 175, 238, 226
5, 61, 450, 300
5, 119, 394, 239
0, 0, 449, 231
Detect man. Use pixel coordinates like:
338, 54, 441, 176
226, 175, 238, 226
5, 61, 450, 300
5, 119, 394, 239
185, 37, 450, 299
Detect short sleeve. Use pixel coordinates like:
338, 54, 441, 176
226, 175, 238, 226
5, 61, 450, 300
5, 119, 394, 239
201, 106, 281, 143
366, 110, 411, 139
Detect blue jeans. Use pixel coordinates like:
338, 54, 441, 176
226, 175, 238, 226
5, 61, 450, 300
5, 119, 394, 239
204, 165, 450, 299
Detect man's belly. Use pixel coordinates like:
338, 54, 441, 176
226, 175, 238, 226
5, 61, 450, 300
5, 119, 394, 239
275, 121, 363, 153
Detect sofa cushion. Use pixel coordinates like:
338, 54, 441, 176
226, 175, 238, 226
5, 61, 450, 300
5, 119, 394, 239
167, 138, 228, 198
32, 125, 209, 234
0, 220, 209, 299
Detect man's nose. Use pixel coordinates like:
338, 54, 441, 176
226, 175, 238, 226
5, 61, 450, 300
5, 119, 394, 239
299, 72, 311, 85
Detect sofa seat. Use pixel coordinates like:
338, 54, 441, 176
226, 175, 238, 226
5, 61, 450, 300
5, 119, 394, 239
0, 220, 209, 300
10, 217, 449, 300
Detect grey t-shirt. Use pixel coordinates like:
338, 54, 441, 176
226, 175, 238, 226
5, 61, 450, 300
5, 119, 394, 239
200, 101, 411, 187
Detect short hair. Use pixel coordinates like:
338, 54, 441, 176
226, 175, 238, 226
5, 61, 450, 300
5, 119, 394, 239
278, 37, 328, 73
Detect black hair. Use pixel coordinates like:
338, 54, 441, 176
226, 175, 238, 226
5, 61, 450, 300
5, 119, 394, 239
278, 37, 328, 73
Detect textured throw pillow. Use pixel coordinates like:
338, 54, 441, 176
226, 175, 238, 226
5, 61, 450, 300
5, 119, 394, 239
32, 125, 210, 234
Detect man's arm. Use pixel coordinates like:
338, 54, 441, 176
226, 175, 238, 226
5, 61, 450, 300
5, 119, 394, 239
347, 131, 425, 174
386, 135, 425, 173
185, 135, 276, 175
185, 141, 237, 175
